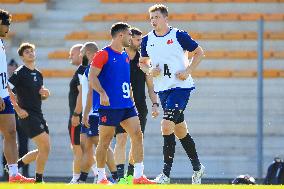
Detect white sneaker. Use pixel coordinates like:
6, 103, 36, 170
154, 173, 170, 184
69, 179, 79, 184
192, 164, 205, 184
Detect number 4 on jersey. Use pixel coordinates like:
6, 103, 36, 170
164, 64, 171, 78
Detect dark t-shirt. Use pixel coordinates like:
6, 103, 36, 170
68, 65, 86, 114
9, 65, 43, 116
130, 51, 146, 106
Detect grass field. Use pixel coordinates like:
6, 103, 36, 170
0, 184, 283, 189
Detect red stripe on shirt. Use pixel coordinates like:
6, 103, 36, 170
91, 50, 108, 69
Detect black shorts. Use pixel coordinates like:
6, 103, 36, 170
115, 103, 148, 134
18, 113, 49, 139
68, 115, 82, 145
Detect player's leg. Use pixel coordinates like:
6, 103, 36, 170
16, 118, 29, 177
154, 91, 176, 184
106, 145, 118, 182
174, 120, 204, 184
0, 97, 34, 183
114, 127, 127, 181
68, 117, 82, 182
96, 109, 118, 184
120, 107, 155, 184
172, 88, 204, 184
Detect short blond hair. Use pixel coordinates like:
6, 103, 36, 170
149, 4, 169, 17
17, 42, 35, 56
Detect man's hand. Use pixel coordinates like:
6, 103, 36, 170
175, 70, 190, 81
39, 87, 50, 99
0, 97, 5, 112
150, 65, 161, 77
82, 113, 90, 128
16, 108, 29, 119
151, 104, 159, 118
71, 115, 80, 127
100, 92, 110, 106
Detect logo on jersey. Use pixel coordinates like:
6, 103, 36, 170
167, 39, 174, 45
150, 44, 154, 47
101, 116, 107, 123
126, 57, 130, 63
34, 76, 37, 82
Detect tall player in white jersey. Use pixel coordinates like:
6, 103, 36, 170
139, 4, 205, 184
0, 9, 35, 183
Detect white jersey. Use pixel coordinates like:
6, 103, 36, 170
0, 40, 9, 98
79, 67, 96, 116
142, 28, 198, 92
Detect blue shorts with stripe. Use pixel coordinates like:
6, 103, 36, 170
81, 115, 99, 137
0, 96, 15, 114
98, 106, 138, 127
158, 87, 194, 111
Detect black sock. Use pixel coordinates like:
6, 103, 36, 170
17, 159, 26, 169
35, 173, 43, 183
162, 133, 176, 178
179, 133, 201, 171
111, 171, 118, 181
127, 163, 134, 176
78, 172, 88, 182
116, 164, 124, 180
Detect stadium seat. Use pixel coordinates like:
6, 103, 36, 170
41, 69, 74, 78
193, 13, 218, 21
0, 0, 21, 3
11, 13, 33, 22
22, 0, 47, 3
222, 32, 246, 40
170, 13, 195, 21
199, 32, 223, 40
208, 70, 232, 77
191, 70, 209, 78
262, 70, 280, 78
216, 13, 240, 21
273, 51, 284, 59
64, 31, 90, 40
268, 31, 284, 40
104, 13, 128, 21
263, 13, 284, 21
203, 51, 226, 59
48, 51, 69, 59
87, 32, 111, 40
83, 14, 106, 22
126, 13, 148, 21
231, 70, 256, 78
239, 13, 262, 21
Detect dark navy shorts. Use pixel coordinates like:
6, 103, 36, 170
98, 106, 138, 127
158, 88, 194, 111
0, 96, 15, 114
81, 115, 99, 137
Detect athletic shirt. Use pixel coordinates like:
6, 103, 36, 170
141, 28, 198, 92
130, 51, 147, 105
68, 65, 86, 114
8, 65, 43, 116
79, 65, 99, 116
91, 46, 134, 109
0, 39, 9, 98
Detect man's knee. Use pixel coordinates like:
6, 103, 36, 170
116, 133, 127, 147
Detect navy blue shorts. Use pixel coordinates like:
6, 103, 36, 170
98, 106, 138, 127
158, 88, 194, 111
0, 96, 15, 114
81, 115, 99, 137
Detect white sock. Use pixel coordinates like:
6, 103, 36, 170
134, 162, 144, 179
72, 173, 80, 181
97, 168, 106, 182
91, 164, 98, 176
8, 164, 18, 177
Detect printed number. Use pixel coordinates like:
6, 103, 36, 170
122, 82, 130, 98
0, 72, 7, 89
164, 64, 171, 78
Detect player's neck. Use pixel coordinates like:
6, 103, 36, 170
110, 41, 123, 53
24, 62, 36, 70
155, 26, 170, 36
125, 48, 137, 60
